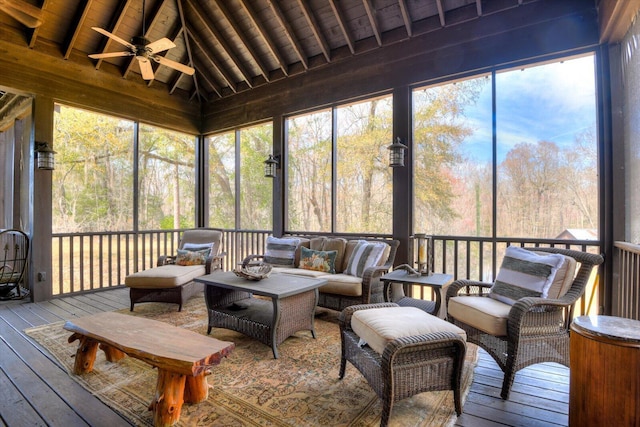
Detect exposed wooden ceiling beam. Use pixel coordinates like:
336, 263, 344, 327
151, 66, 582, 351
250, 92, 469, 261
598, 0, 640, 43
93, 0, 135, 70
187, 27, 237, 93
297, 0, 331, 63
27, 0, 47, 48
435, 0, 445, 27
186, 0, 253, 88
398, 0, 412, 38
123, 0, 168, 79
192, 60, 222, 98
267, 0, 308, 70
214, 0, 270, 82
237, 0, 288, 76
176, 0, 201, 102
362, 0, 382, 46
328, 0, 354, 54
63, 0, 92, 59
476, 0, 482, 16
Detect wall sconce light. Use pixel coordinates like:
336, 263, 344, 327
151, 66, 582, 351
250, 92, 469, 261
264, 154, 280, 178
413, 233, 433, 276
35, 141, 56, 170
388, 137, 408, 167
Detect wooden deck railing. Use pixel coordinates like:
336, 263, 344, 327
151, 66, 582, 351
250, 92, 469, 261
613, 241, 640, 320
51, 231, 603, 318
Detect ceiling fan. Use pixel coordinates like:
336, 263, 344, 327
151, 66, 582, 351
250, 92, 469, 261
88, 0, 194, 81
0, 0, 43, 28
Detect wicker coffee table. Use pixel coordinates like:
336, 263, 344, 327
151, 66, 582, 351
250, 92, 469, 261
195, 272, 327, 358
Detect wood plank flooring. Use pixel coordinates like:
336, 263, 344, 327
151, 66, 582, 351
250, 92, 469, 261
0, 288, 569, 426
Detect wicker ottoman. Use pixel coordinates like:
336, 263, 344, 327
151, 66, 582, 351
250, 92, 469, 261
338, 303, 467, 427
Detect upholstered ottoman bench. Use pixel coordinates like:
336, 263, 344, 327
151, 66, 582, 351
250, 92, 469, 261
339, 303, 467, 427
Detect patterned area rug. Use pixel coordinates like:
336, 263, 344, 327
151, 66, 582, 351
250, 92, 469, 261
25, 293, 477, 426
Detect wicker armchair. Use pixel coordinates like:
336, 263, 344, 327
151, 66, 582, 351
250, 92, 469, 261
339, 303, 467, 427
446, 247, 604, 399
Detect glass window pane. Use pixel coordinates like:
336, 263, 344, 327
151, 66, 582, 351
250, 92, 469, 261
138, 124, 196, 230
496, 55, 598, 239
413, 75, 493, 236
286, 110, 332, 232
336, 96, 393, 234
240, 123, 273, 230
207, 132, 236, 229
53, 105, 134, 232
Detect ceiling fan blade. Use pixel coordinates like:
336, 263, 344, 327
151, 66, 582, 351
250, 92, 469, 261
89, 51, 133, 59
91, 27, 135, 50
154, 56, 195, 76
146, 38, 175, 54
0, 4, 41, 27
137, 57, 155, 80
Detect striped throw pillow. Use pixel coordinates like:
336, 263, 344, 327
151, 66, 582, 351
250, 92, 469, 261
264, 236, 300, 266
489, 246, 565, 305
345, 241, 386, 278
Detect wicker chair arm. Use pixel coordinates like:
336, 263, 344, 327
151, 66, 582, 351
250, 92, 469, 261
360, 265, 392, 300
206, 252, 226, 273
446, 279, 493, 300
338, 303, 399, 330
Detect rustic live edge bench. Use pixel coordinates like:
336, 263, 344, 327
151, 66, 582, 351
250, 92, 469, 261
63, 312, 235, 427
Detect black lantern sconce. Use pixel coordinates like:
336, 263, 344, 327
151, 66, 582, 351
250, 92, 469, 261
413, 233, 433, 276
35, 141, 56, 170
264, 154, 280, 178
388, 137, 408, 167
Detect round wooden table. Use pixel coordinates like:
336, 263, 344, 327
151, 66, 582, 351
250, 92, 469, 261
569, 315, 640, 426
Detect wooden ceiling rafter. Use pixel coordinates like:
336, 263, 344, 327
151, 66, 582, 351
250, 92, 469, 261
297, 0, 331, 63
175, 0, 201, 102
328, 0, 355, 54
362, 0, 382, 46
186, 26, 237, 93
214, 0, 270, 83
237, 0, 288, 77
93, 0, 135, 70
122, 0, 168, 79
267, 0, 308, 70
62, 0, 92, 59
476, 0, 483, 16
435, 0, 446, 27
191, 60, 222, 98
185, 0, 253, 88
398, 0, 412, 38
27, 0, 46, 48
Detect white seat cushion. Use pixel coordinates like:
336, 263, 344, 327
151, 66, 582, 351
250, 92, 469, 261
124, 264, 206, 289
448, 296, 512, 336
351, 306, 466, 354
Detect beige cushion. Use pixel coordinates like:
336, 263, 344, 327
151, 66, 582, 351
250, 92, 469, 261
351, 306, 466, 354
124, 264, 206, 289
276, 267, 327, 278
318, 273, 363, 296
544, 254, 577, 299
321, 238, 347, 272
448, 296, 511, 336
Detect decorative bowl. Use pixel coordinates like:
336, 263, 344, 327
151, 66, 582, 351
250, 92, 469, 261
233, 257, 272, 281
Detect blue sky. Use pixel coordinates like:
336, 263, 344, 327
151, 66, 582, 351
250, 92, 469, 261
460, 54, 597, 163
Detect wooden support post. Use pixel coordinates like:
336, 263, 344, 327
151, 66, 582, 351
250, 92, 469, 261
68, 333, 99, 374
184, 372, 210, 403
99, 343, 127, 362
151, 369, 186, 427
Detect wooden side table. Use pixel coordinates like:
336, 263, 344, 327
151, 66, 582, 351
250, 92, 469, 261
380, 270, 453, 318
569, 315, 640, 426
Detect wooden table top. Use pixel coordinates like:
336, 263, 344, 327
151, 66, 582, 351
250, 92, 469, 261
64, 312, 235, 375
195, 271, 327, 299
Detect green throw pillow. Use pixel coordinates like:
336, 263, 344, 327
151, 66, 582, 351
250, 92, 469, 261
299, 247, 337, 273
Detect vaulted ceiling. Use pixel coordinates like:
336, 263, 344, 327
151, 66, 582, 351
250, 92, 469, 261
1, 0, 541, 105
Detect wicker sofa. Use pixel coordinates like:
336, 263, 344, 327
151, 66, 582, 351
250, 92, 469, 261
250, 235, 399, 312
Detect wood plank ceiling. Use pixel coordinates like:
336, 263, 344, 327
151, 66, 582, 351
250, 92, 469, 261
1, 0, 528, 105
0, 0, 635, 117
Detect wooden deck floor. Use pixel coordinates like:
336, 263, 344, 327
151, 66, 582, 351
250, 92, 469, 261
0, 288, 569, 426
